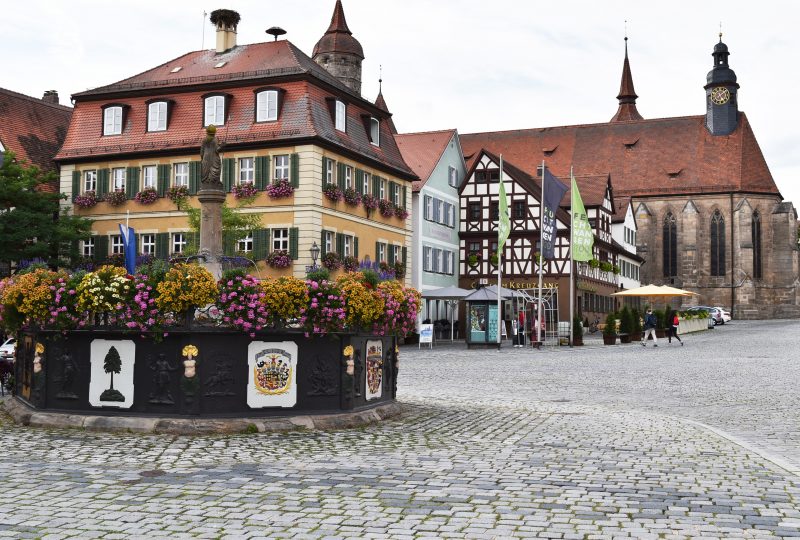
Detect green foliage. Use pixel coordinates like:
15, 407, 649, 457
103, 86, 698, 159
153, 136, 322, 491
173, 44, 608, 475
618, 305, 633, 335
0, 153, 93, 268
306, 266, 330, 283
573, 316, 583, 339
244, 423, 259, 434
631, 308, 642, 333
653, 309, 667, 329
603, 311, 617, 336
179, 197, 260, 252
361, 269, 379, 289
221, 267, 249, 282
136, 258, 170, 288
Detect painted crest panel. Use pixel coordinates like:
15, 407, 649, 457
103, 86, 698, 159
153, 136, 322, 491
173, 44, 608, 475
365, 340, 383, 400
89, 339, 135, 409
247, 341, 298, 408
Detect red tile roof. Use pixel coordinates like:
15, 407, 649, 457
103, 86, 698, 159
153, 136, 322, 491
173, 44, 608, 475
0, 87, 72, 171
58, 41, 413, 178
312, 0, 364, 59
461, 113, 779, 199
395, 129, 456, 191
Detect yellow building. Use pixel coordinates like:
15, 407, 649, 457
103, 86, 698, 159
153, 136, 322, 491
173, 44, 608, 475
55, 4, 415, 283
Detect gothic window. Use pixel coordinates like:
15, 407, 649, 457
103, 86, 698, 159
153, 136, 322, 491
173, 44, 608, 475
710, 210, 726, 276
662, 212, 677, 277
752, 211, 762, 279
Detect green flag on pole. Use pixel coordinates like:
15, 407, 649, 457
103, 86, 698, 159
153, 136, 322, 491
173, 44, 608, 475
570, 174, 594, 261
497, 177, 510, 256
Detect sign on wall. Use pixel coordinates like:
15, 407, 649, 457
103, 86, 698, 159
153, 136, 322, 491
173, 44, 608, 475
89, 339, 136, 409
247, 341, 298, 408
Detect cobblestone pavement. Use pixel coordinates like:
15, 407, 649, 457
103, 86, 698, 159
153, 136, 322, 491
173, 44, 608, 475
0, 320, 799, 539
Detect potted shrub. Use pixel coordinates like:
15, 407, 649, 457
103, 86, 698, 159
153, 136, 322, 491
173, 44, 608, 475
599, 261, 613, 273
654, 309, 667, 338
572, 316, 583, 346
602, 311, 617, 345
467, 252, 480, 269
618, 305, 633, 343
588, 258, 600, 269
630, 308, 642, 341
489, 253, 499, 267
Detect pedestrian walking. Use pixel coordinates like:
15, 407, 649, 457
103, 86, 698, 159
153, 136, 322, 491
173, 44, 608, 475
641, 309, 658, 347
668, 311, 683, 345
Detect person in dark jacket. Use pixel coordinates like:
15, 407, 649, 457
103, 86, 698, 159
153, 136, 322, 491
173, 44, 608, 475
641, 309, 658, 347
668, 311, 683, 345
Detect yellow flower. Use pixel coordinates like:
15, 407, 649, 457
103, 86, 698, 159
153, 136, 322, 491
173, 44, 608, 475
35, 343, 45, 354
336, 272, 384, 329
260, 276, 309, 322
343, 345, 354, 358
182, 344, 199, 357
156, 263, 217, 314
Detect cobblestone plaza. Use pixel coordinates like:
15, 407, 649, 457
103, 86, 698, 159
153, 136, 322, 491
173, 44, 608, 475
1, 320, 799, 539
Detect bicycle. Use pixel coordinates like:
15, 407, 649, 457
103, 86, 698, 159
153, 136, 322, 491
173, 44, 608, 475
588, 318, 600, 334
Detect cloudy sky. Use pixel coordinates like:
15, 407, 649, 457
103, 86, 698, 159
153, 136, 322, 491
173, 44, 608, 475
8, 0, 799, 204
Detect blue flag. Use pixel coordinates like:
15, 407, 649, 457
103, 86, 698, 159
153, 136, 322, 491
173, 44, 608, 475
118, 224, 136, 275
541, 168, 568, 259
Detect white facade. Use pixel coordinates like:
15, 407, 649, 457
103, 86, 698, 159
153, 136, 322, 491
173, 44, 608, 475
611, 201, 642, 290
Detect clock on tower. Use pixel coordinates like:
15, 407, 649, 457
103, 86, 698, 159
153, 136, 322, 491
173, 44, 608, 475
704, 36, 740, 136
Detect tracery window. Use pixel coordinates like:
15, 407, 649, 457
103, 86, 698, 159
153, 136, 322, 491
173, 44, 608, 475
710, 210, 726, 277
752, 211, 762, 279
662, 212, 677, 277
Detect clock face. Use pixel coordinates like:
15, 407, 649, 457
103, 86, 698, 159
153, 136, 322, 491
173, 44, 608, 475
710, 87, 731, 105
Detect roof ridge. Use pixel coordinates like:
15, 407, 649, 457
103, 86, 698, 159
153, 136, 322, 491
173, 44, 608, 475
462, 115, 708, 137
396, 128, 457, 138
0, 86, 73, 112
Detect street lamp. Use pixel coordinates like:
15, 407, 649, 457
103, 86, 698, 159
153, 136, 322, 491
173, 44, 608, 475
310, 241, 320, 268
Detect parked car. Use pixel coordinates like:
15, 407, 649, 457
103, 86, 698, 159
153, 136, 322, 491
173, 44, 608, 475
714, 307, 732, 323
0, 337, 15, 360
687, 306, 724, 326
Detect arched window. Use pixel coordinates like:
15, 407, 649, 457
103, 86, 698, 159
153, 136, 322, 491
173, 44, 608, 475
710, 210, 726, 276
662, 213, 677, 277
752, 211, 762, 279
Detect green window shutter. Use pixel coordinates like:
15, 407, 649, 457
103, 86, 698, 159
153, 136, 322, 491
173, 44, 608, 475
289, 227, 299, 259
157, 165, 170, 196
336, 232, 344, 255
355, 169, 364, 195
321, 230, 328, 255
155, 233, 169, 260
253, 228, 269, 260
71, 171, 80, 199
337, 163, 346, 190
402, 246, 408, 273
222, 231, 235, 256
403, 185, 408, 209
388, 181, 396, 204
374, 175, 381, 198
188, 161, 200, 195
94, 236, 108, 262
97, 169, 109, 197
254, 156, 269, 190
290, 153, 299, 188
375, 241, 380, 261
126, 167, 139, 199
222, 158, 234, 192
133, 233, 141, 257
353, 236, 359, 259
321, 157, 329, 186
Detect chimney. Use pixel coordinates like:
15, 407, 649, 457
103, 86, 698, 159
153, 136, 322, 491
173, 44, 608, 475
42, 90, 59, 104
210, 9, 240, 53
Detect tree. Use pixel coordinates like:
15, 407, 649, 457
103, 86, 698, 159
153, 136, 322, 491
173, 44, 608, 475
0, 152, 93, 268
99, 345, 125, 402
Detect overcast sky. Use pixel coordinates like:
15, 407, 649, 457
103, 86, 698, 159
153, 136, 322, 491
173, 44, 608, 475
7, 0, 799, 204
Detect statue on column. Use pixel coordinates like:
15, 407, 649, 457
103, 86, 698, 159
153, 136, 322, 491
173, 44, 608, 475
200, 125, 223, 189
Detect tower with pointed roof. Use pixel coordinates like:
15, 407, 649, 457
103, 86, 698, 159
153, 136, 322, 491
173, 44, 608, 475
313, 0, 364, 94
610, 37, 643, 122
705, 35, 740, 135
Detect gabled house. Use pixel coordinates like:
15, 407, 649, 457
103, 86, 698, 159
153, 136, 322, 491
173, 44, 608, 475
611, 197, 643, 297
55, 2, 415, 282
396, 129, 466, 322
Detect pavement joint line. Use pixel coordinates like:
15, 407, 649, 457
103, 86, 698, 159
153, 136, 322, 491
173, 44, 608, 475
670, 415, 800, 479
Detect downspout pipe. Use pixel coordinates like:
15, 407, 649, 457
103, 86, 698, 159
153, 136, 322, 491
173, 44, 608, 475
730, 193, 735, 314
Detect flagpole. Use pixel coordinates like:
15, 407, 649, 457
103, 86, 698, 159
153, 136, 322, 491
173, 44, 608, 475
569, 166, 575, 348
538, 160, 545, 344
497, 155, 503, 348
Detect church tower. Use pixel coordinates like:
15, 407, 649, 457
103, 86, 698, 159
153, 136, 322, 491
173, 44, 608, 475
313, 0, 364, 94
610, 37, 643, 122
705, 35, 740, 135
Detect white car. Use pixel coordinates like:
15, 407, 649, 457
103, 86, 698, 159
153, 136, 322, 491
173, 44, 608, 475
0, 338, 16, 360
714, 307, 732, 323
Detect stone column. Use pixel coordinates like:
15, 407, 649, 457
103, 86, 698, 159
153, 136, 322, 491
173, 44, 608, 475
197, 189, 225, 279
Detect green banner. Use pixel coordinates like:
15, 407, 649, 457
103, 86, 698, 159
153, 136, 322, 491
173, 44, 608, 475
570, 175, 594, 261
497, 178, 510, 257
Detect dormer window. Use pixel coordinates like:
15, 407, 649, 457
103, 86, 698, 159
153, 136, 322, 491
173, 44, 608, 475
256, 90, 278, 122
103, 105, 123, 135
203, 94, 227, 127
147, 101, 168, 132
335, 100, 346, 131
369, 117, 380, 146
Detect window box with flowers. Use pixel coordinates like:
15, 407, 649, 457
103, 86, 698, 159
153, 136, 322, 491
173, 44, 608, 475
232, 182, 258, 200
467, 252, 481, 268
489, 253, 499, 267
393, 204, 409, 220
342, 255, 359, 272
378, 199, 394, 217
104, 190, 127, 207
322, 251, 342, 270
73, 191, 99, 209
167, 185, 189, 204
343, 187, 361, 206
266, 179, 294, 199
361, 193, 378, 216
135, 188, 159, 205
323, 183, 343, 202
265, 249, 292, 269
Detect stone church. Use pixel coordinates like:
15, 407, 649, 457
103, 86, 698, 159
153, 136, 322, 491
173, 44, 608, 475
460, 37, 799, 319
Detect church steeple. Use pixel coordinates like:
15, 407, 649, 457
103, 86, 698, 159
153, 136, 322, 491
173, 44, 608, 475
704, 33, 740, 135
610, 37, 644, 122
312, 0, 364, 94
